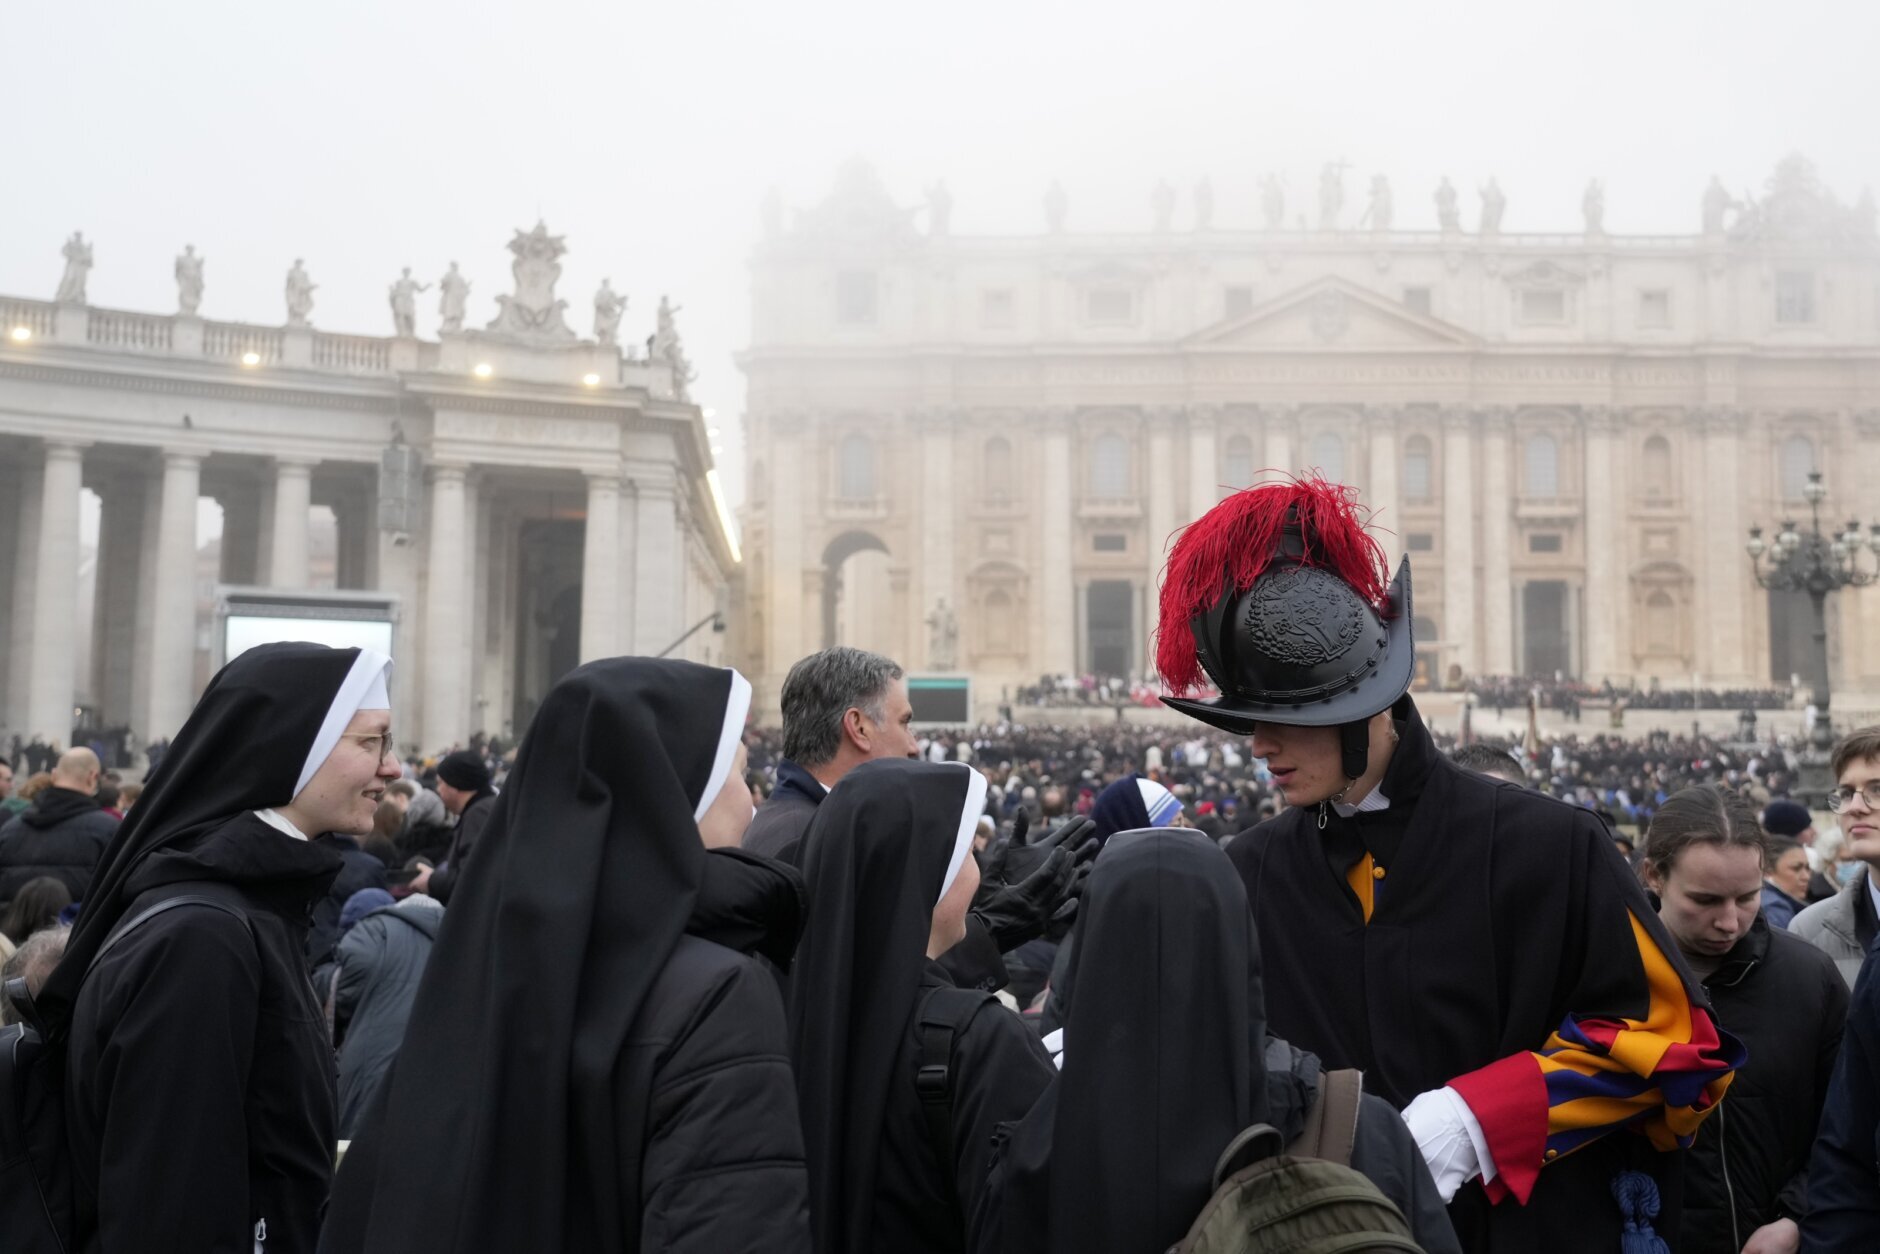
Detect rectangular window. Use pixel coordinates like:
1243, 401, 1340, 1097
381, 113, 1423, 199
1093, 533, 1128, 553
836, 270, 878, 325
1406, 533, 1435, 552
1518, 289, 1567, 324
981, 289, 1014, 328
1638, 290, 1671, 329
1528, 533, 1564, 554
1776, 271, 1817, 324
1224, 286, 1255, 320
1086, 288, 1135, 324
1402, 287, 1432, 316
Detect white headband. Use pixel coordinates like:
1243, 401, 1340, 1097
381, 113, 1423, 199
294, 648, 394, 799
939, 765, 989, 905
695, 669, 754, 821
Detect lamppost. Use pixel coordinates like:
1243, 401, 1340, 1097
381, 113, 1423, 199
1746, 470, 1880, 803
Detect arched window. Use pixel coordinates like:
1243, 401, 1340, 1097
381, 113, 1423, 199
1222, 434, 1254, 493
984, 437, 1013, 500
1403, 436, 1433, 502
984, 589, 1016, 652
1524, 434, 1560, 498
1308, 432, 1346, 483
1645, 590, 1678, 656
1090, 433, 1130, 498
1781, 435, 1816, 501
838, 434, 874, 500
1641, 436, 1673, 501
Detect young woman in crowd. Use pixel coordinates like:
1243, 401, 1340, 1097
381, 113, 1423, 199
1640, 784, 1846, 1253
323, 658, 811, 1254
39, 642, 398, 1254
981, 828, 1457, 1254
0, 873, 73, 949
788, 757, 1057, 1254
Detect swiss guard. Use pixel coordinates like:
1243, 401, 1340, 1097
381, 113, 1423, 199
1155, 476, 1742, 1252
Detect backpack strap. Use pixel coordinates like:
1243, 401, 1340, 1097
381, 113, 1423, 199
1285, 1068, 1364, 1167
914, 986, 994, 1176
84, 894, 254, 980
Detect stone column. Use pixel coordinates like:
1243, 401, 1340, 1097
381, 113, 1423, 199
143, 450, 200, 740
422, 463, 470, 750
1033, 414, 1075, 675
579, 473, 621, 662
1187, 406, 1218, 523
269, 457, 315, 590
1581, 407, 1622, 682
1442, 410, 1478, 680
91, 473, 148, 728
128, 465, 161, 737
1480, 411, 1515, 675
5, 460, 43, 741
25, 444, 85, 742
632, 467, 682, 656
1147, 409, 1178, 605
1262, 406, 1295, 477
1364, 409, 1401, 565
920, 417, 956, 662
1700, 410, 1751, 684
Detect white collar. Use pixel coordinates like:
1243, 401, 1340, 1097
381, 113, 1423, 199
1332, 787, 1390, 819
254, 807, 311, 842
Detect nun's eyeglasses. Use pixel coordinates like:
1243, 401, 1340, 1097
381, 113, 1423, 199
342, 731, 396, 762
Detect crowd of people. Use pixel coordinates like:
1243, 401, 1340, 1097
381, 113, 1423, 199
7, 476, 1880, 1253
1466, 674, 1795, 715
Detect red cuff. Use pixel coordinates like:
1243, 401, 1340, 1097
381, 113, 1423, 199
1449, 1053, 1549, 1205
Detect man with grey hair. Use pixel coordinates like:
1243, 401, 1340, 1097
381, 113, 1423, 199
747, 647, 1087, 993
1, 925, 69, 1027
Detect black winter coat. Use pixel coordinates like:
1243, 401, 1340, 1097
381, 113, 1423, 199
0, 786, 118, 903
1804, 947, 1880, 1251
332, 897, 442, 1138
65, 812, 342, 1254
875, 963, 1056, 1254
424, 792, 493, 905
306, 833, 390, 972
1682, 915, 1847, 1252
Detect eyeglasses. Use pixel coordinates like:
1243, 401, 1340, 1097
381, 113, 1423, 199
1827, 782, 1880, 813
341, 731, 396, 762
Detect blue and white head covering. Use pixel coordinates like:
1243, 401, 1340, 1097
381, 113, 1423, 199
1136, 778, 1183, 828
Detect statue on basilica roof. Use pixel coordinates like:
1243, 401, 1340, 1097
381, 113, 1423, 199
174, 245, 204, 316
1478, 177, 1506, 235
1434, 177, 1460, 233
285, 259, 316, 327
593, 279, 626, 347
438, 262, 471, 334
55, 231, 93, 305
487, 221, 576, 341
1317, 161, 1347, 229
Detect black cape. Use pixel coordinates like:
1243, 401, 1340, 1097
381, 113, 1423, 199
324, 657, 750, 1253
787, 757, 998, 1253
36, 641, 361, 1039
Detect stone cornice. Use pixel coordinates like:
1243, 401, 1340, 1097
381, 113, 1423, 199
0, 356, 401, 414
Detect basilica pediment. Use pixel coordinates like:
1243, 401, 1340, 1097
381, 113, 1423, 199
1184, 277, 1479, 350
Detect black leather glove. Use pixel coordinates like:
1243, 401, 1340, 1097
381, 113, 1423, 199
971, 815, 1098, 952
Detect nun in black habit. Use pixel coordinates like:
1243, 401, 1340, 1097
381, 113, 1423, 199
788, 757, 1057, 1254
979, 828, 1459, 1254
322, 657, 811, 1254
39, 642, 398, 1254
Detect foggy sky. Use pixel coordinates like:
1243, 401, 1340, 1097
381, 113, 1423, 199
5, 0, 1876, 523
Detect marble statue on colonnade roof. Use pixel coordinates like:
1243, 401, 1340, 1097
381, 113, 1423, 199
55, 231, 93, 304
1478, 177, 1506, 235
486, 221, 576, 341
651, 295, 695, 402
285, 259, 316, 327
389, 268, 428, 337
1434, 177, 1461, 233
593, 279, 626, 346
175, 246, 204, 315
438, 262, 471, 334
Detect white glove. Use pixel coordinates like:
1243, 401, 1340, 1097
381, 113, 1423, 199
1400, 1086, 1497, 1203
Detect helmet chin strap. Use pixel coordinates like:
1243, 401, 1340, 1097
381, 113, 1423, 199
1316, 719, 1397, 831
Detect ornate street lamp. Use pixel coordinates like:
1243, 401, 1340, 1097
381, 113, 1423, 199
1747, 470, 1880, 802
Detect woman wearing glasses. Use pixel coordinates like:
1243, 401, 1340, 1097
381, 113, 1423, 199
1792, 729, 1880, 989
34, 643, 399, 1254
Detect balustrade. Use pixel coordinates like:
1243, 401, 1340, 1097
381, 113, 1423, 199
312, 332, 392, 374
86, 307, 175, 352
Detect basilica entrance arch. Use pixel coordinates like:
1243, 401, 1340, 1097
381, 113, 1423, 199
822, 530, 893, 654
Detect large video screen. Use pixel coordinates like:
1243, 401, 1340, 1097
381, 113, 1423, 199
224, 615, 394, 661
908, 676, 971, 725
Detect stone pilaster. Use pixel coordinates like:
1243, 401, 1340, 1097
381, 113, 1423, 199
143, 449, 200, 740
268, 457, 315, 590
422, 463, 470, 750
1363, 407, 1401, 564
919, 413, 956, 659
1479, 409, 1514, 675
4, 459, 43, 741
1261, 404, 1296, 477
1441, 409, 1478, 679
579, 473, 621, 662
631, 466, 682, 656
25, 444, 85, 742
1699, 409, 1753, 684
1581, 407, 1624, 682
1034, 410, 1075, 675
91, 472, 147, 728
1146, 406, 1179, 604
1186, 405, 1219, 523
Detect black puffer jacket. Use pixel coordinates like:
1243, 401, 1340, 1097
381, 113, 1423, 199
65, 812, 342, 1254
0, 786, 118, 903
1683, 914, 1848, 1253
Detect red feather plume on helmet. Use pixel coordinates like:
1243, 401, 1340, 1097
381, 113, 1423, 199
1154, 475, 1388, 695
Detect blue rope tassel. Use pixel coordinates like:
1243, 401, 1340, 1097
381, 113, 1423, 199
1611, 1170, 1670, 1254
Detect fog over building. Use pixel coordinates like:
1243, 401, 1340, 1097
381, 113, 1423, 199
740, 156, 1880, 718
0, 224, 737, 752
